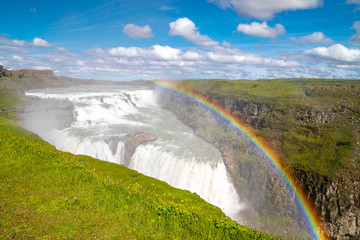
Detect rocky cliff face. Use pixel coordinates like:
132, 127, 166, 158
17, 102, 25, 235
0, 66, 55, 80
296, 170, 360, 239
163, 89, 360, 240
165, 94, 307, 239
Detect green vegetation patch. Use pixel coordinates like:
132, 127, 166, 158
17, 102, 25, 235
283, 122, 355, 177
0, 87, 28, 109
180, 78, 360, 109
179, 79, 309, 109
177, 79, 360, 179
0, 118, 274, 239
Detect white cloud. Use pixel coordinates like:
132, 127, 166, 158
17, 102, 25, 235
75, 60, 85, 66
107, 45, 204, 63
0, 60, 8, 66
108, 45, 182, 60
207, 46, 298, 67
12, 55, 24, 61
0, 45, 31, 53
32, 37, 51, 47
158, 6, 177, 11
152, 45, 182, 60
33, 66, 52, 70
169, 17, 218, 47
208, 0, 322, 19
0, 37, 26, 46
350, 21, 360, 44
2, 35, 356, 80
77, 43, 301, 79
347, 0, 360, 4
108, 46, 144, 58
13, 39, 26, 46
55, 46, 69, 52
304, 44, 360, 67
292, 32, 333, 45
236, 22, 285, 38
222, 41, 231, 47
123, 24, 153, 39
346, 0, 360, 11
183, 51, 203, 60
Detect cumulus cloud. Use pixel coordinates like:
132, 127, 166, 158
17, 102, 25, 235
304, 44, 360, 67
183, 51, 203, 60
123, 24, 153, 39
208, 0, 322, 20
236, 22, 285, 38
169, 17, 218, 47
108, 45, 182, 60
350, 21, 360, 44
32, 37, 51, 47
292, 32, 333, 45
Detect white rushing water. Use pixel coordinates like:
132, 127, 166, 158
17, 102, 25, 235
25, 84, 244, 221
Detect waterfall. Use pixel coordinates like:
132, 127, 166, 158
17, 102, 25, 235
25, 84, 244, 221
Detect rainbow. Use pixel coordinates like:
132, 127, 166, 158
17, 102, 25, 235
155, 80, 327, 240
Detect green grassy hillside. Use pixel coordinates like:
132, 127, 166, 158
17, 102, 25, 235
0, 118, 273, 239
0, 71, 274, 239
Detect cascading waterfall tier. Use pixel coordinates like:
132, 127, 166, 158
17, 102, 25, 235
25, 84, 245, 221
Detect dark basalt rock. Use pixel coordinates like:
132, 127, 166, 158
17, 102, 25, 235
295, 170, 360, 239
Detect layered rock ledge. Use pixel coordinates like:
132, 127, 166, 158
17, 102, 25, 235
124, 132, 158, 166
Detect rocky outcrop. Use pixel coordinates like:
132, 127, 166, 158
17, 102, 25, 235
0, 65, 6, 77
233, 101, 271, 116
124, 132, 157, 166
295, 107, 335, 125
208, 95, 278, 131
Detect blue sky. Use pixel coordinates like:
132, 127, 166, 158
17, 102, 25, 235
1, 0, 360, 80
